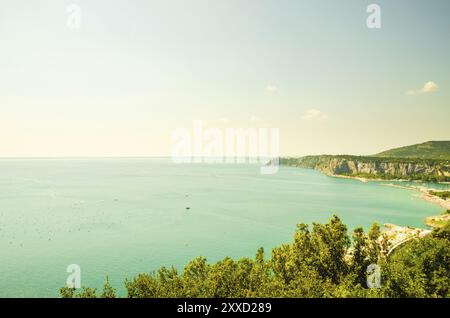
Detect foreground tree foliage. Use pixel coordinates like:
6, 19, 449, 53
60, 215, 450, 298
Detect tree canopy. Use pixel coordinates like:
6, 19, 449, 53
60, 215, 450, 298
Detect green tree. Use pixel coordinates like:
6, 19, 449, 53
310, 215, 350, 283
382, 237, 450, 297
76, 287, 97, 298
101, 277, 117, 298
270, 244, 294, 285
351, 227, 370, 286
182, 257, 211, 297
432, 221, 450, 241
60, 215, 450, 299
367, 223, 382, 263
126, 273, 161, 298
59, 286, 76, 298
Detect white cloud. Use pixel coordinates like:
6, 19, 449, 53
407, 81, 439, 95
420, 81, 439, 93
265, 85, 278, 93
302, 109, 328, 121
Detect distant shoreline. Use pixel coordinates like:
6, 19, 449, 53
418, 190, 450, 210
304, 169, 450, 228
327, 172, 450, 210
332, 173, 449, 244
328, 172, 449, 185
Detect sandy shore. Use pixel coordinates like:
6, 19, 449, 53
380, 183, 415, 190
328, 174, 449, 209
419, 190, 450, 210
369, 181, 450, 210
383, 223, 431, 241
327, 173, 419, 184
328, 174, 368, 183
322, 171, 450, 227
425, 214, 450, 228
325, 173, 449, 251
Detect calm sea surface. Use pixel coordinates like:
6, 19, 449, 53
0, 159, 447, 297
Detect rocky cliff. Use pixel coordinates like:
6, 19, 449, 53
281, 155, 450, 182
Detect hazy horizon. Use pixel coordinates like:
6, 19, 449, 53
0, 139, 448, 159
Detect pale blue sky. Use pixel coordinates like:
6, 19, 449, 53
0, 0, 449, 157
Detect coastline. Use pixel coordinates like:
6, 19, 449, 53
284, 166, 449, 253
370, 181, 450, 210
418, 189, 450, 210
328, 172, 439, 185
317, 170, 450, 233
328, 173, 369, 183
323, 172, 450, 210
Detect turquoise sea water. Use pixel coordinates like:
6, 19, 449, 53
0, 159, 447, 297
